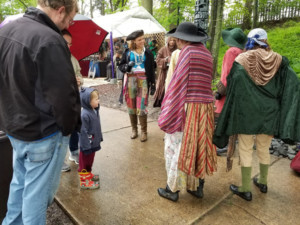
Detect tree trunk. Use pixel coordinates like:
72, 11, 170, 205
89, 0, 94, 18
242, 0, 253, 30
101, 0, 105, 15
210, 0, 224, 79
141, 0, 153, 15
80, 0, 85, 15
169, 1, 176, 30
208, 0, 218, 52
252, 0, 258, 29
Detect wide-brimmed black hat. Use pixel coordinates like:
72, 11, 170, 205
166, 22, 209, 42
222, 28, 247, 49
126, 30, 144, 41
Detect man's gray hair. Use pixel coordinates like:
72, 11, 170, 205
38, 0, 78, 14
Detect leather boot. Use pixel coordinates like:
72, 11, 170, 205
139, 115, 147, 142
129, 114, 138, 139
157, 185, 179, 202
187, 179, 204, 198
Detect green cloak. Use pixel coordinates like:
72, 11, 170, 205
213, 56, 300, 148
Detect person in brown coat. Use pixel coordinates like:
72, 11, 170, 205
153, 37, 177, 107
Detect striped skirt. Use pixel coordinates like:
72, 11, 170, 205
178, 102, 217, 179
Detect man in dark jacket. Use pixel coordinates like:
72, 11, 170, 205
0, 0, 81, 224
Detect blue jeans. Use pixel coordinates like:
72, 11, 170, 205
2, 132, 69, 225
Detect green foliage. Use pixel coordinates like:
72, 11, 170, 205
223, 0, 246, 28
153, 0, 196, 30
103, 0, 131, 14
215, 20, 300, 85
224, 0, 300, 28
282, 20, 298, 28
268, 21, 300, 78
0, 0, 36, 21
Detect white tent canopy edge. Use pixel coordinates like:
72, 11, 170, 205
93, 6, 166, 38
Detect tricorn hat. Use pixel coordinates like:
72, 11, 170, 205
222, 28, 247, 49
126, 30, 144, 41
166, 22, 209, 43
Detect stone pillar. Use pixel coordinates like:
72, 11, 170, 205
194, 0, 209, 31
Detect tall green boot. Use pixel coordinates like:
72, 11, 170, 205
253, 163, 269, 193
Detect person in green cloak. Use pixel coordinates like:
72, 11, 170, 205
213, 28, 300, 201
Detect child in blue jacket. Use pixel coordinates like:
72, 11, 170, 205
78, 87, 103, 189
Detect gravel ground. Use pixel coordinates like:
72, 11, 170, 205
46, 201, 74, 225
46, 83, 160, 224
92, 83, 161, 120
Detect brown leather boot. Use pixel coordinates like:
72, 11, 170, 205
129, 114, 138, 139
139, 115, 147, 142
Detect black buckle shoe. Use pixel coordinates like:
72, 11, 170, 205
253, 177, 268, 193
230, 184, 252, 201
157, 186, 179, 202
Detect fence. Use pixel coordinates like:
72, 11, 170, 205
223, 0, 300, 27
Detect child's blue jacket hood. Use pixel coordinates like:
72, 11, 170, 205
79, 87, 103, 154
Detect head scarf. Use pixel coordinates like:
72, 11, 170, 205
245, 28, 268, 50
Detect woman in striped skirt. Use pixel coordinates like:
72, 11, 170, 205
157, 22, 217, 202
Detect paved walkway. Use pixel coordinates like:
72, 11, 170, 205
82, 77, 108, 87
56, 106, 300, 225
82, 78, 121, 87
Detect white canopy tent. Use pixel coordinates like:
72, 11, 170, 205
93, 6, 166, 38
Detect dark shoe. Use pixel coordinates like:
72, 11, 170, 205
230, 184, 252, 201
157, 186, 179, 202
217, 147, 227, 156
253, 177, 268, 193
187, 189, 203, 198
187, 179, 204, 198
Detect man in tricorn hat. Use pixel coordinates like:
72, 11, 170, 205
157, 22, 217, 202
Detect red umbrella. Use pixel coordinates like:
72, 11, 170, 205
69, 14, 108, 61
0, 13, 107, 61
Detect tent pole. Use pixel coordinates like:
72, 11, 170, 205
110, 32, 115, 79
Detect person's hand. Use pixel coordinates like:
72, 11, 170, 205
76, 77, 81, 87
150, 83, 156, 95
215, 92, 222, 100
128, 61, 135, 67
125, 61, 135, 72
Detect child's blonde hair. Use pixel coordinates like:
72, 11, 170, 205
90, 90, 99, 101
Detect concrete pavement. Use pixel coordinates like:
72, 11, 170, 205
56, 106, 300, 225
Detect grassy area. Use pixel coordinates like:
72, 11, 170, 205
215, 20, 300, 83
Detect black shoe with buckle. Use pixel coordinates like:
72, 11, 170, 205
253, 177, 268, 193
157, 185, 179, 202
230, 184, 252, 201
